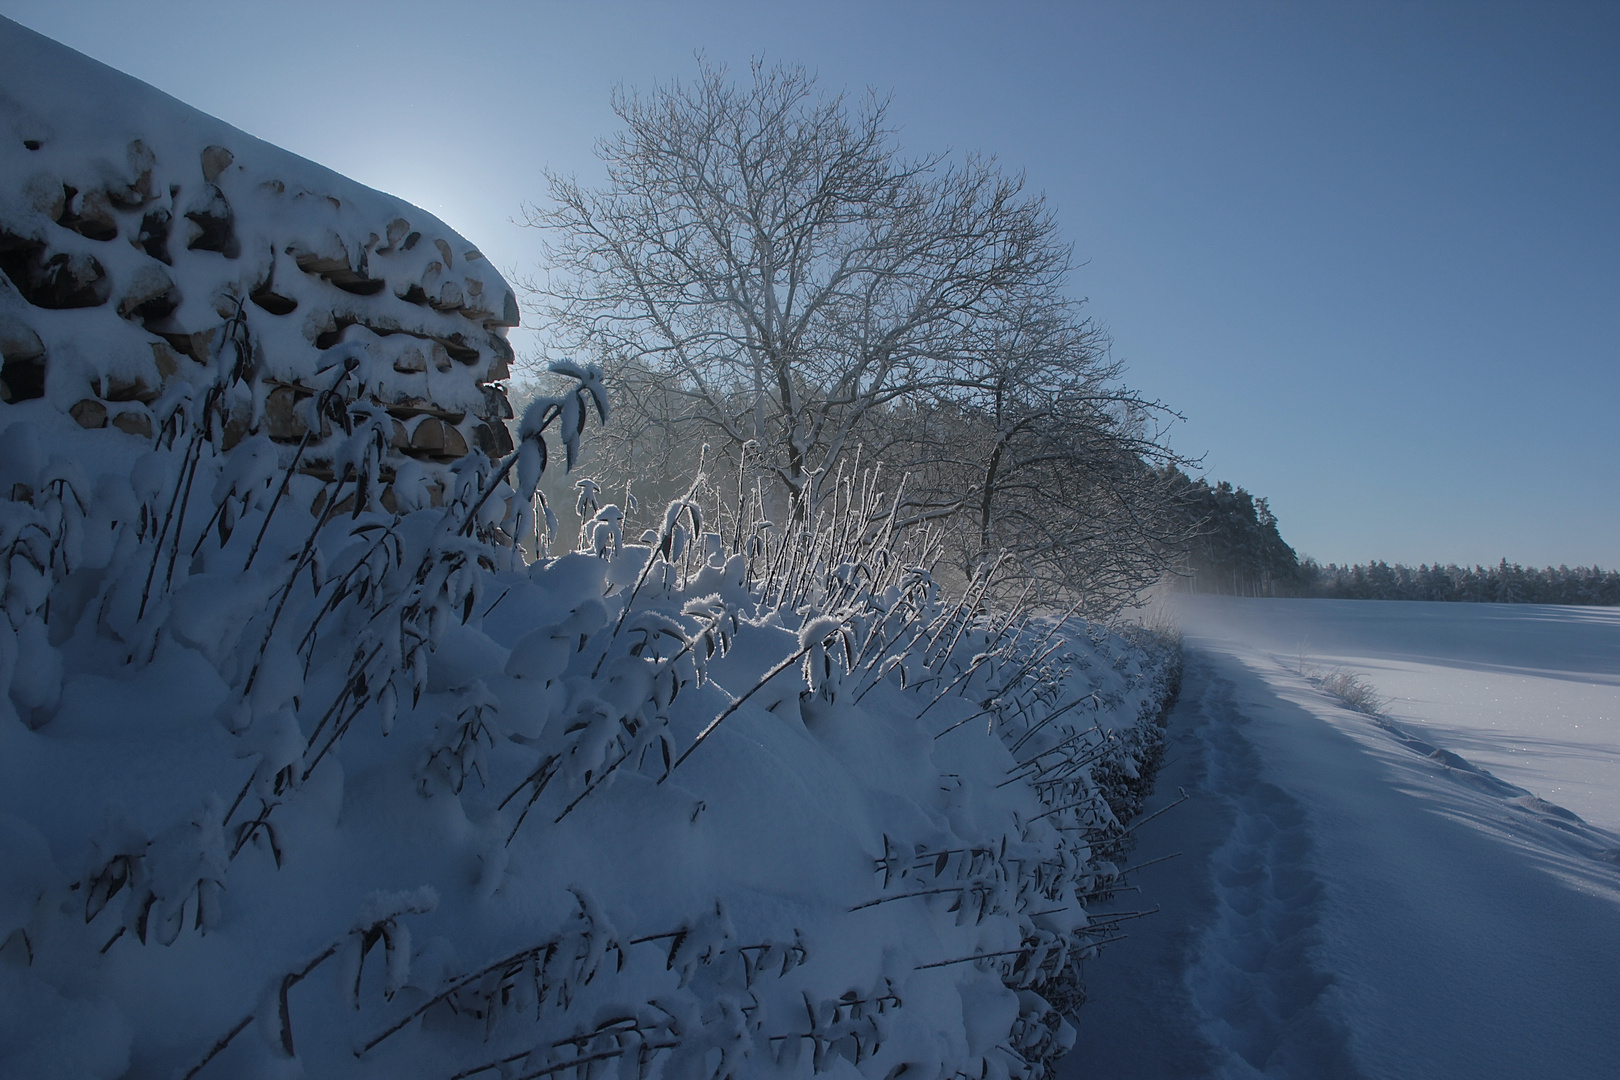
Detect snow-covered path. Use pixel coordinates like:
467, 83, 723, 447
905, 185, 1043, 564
1062, 630, 1620, 1079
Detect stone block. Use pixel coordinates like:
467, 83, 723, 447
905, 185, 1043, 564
200, 144, 234, 184
262, 384, 308, 441
101, 370, 159, 403
183, 184, 237, 256
392, 345, 427, 373
408, 415, 445, 454
59, 186, 118, 241
69, 398, 107, 428
110, 409, 151, 438
116, 263, 178, 321
148, 340, 181, 378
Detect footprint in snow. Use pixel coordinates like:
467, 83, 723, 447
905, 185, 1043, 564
1182, 668, 1361, 1080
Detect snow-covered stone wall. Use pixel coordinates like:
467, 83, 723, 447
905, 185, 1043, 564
0, 19, 1181, 1080
0, 16, 516, 502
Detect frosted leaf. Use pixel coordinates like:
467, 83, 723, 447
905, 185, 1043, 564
235, 706, 305, 795
1, 516, 52, 618
548, 359, 610, 425
377, 681, 398, 736
38, 457, 90, 507
391, 459, 435, 513
581, 505, 623, 560
699, 532, 724, 565
129, 452, 172, 508
210, 436, 280, 510
475, 480, 513, 530
518, 396, 561, 441
382, 921, 412, 998
355, 886, 439, 927
574, 478, 601, 519
563, 885, 618, 978
512, 499, 536, 549
558, 392, 581, 471
254, 976, 293, 1057
336, 933, 365, 1009
665, 900, 735, 988
797, 615, 846, 651
141, 797, 227, 946
505, 627, 572, 683
660, 499, 702, 546
802, 642, 826, 693
516, 439, 544, 501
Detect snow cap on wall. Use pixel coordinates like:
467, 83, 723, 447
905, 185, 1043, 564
0, 15, 516, 499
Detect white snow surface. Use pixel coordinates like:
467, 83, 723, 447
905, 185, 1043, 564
1181, 597, 1620, 832
0, 20, 1181, 1080
1062, 597, 1620, 1080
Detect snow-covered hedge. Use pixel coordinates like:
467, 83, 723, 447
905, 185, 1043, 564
0, 19, 1179, 1080
0, 416, 1177, 1078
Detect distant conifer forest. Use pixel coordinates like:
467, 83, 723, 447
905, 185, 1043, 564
1161, 468, 1619, 605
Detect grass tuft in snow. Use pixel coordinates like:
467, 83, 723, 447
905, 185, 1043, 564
1309, 666, 1388, 715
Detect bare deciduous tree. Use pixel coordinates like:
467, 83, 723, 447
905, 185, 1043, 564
524, 59, 1067, 517
525, 58, 1189, 612
883, 296, 1186, 609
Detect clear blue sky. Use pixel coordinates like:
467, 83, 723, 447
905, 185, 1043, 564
5, 0, 1615, 568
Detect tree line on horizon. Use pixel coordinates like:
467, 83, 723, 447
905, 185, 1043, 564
1297, 558, 1620, 606
1161, 471, 1619, 606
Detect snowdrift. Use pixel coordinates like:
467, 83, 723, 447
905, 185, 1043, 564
0, 19, 1179, 1080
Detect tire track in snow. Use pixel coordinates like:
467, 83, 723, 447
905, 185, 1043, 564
1182, 661, 1361, 1080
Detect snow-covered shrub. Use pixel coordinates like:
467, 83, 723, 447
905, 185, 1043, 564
0, 389, 1176, 1080
1311, 667, 1386, 716
0, 19, 1179, 1080
1081, 628, 1181, 853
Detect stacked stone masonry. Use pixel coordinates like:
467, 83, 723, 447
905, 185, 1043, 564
0, 19, 516, 510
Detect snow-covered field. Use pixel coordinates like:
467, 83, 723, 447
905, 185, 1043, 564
1180, 597, 1620, 832
1063, 596, 1620, 1079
